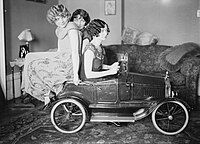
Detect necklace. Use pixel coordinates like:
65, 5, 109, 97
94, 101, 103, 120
96, 45, 102, 53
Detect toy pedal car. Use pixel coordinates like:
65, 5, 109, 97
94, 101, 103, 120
50, 60, 190, 135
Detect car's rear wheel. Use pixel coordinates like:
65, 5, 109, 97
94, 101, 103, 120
152, 100, 189, 135
51, 98, 86, 133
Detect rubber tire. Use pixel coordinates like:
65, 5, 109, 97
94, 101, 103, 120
152, 100, 189, 135
51, 98, 86, 133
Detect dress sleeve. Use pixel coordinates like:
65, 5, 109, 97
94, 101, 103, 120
55, 22, 79, 39
84, 43, 96, 54
67, 22, 79, 31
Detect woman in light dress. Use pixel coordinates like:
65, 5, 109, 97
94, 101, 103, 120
22, 4, 90, 105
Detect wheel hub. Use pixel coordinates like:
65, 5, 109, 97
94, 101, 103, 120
168, 115, 173, 120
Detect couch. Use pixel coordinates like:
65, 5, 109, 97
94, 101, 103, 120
102, 43, 200, 109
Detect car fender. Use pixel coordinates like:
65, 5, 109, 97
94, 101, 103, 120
59, 91, 89, 107
57, 91, 91, 119
155, 98, 191, 111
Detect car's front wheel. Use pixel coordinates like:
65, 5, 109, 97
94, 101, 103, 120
51, 98, 87, 133
152, 100, 189, 135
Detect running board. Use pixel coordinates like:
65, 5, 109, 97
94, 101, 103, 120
90, 115, 136, 123
90, 109, 149, 123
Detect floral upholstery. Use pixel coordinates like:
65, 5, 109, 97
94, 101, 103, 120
103, 43, 200, 108
103, 44, 170, 74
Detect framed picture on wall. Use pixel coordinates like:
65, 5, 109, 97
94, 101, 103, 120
105, 0, 116, 15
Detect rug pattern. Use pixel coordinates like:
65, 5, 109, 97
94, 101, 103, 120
0, 108, 200, 144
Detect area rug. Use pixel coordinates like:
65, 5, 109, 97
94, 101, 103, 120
0, 105, 49, 144
0, 107, 200, 144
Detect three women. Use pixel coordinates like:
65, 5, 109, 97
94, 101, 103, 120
23, 4, 119, 106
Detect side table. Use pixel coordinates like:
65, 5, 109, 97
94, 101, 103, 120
9, 58, 25, 100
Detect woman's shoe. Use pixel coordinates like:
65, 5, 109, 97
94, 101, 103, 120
42, 95, 51, 111
50, 95, 58, 103
44, 96, 50, 105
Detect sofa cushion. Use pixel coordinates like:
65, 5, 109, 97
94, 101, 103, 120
122, 27, 140, 44
135, 32, 158, 46
159, 42, 200, 73
166, 42, 200, 65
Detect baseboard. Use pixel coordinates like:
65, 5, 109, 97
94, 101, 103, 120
6, 72, 21, 100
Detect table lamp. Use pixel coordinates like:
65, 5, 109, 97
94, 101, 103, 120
17, 29, 34, 58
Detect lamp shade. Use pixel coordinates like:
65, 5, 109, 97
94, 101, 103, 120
18, 29, 34, 42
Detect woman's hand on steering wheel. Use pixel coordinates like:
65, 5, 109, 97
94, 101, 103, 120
110, 62, 120, 69
109, 64, 120, 75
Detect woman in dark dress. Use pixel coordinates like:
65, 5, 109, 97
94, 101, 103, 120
80, 19, 119, 81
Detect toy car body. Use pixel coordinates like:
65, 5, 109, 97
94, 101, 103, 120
50, 61, 190, 135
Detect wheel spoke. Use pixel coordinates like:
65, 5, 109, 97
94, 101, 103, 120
157, 120, 169, 130
166, 103, 170, 113
170, 121, 184, 128
155, 117, 169, 121
173, 108, 183, 115
57, 116, 67, 126
156, 109, 166, 116
72, 112, 83, 116
167, 119, 170, 131
62, 104, 70, 113
171, 104, 178, 115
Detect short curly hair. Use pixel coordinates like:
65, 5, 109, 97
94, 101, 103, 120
86, 19, 110, 37
70, 9, 90, 26
46, 4, 71, 25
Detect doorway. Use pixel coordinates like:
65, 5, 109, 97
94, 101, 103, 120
0, 0, 7, 102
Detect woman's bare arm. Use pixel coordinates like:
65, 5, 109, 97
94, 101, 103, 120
102, 62, 119, 70
84, 50, 118, 79
82, 39, 90, 54
68, 29, 80, 85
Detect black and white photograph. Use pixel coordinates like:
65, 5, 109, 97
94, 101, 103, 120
0, 0, 200, 143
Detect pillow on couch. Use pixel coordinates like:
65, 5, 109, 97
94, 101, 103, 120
135, 32, 158, 46
122, 27, 140, 44
122, 27, 158, 46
